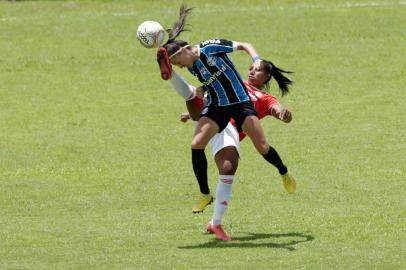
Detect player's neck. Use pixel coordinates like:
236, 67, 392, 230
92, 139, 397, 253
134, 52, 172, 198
191, 46, 200, 60
246, 80, 262, 90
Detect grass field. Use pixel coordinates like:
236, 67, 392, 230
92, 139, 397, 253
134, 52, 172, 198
1, 0, 405, 269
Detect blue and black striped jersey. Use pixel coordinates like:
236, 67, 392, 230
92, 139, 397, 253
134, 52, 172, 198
188, 39, 249, 106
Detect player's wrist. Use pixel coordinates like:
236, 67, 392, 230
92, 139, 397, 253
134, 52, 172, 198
271, 105, 282, 115
252, 55, 261, 62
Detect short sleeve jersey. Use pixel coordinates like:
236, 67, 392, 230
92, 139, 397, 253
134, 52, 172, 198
244, 81, 280, 120
187, 39, 249, 106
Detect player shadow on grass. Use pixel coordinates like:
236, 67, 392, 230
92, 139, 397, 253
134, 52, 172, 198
178, 232, 314, 251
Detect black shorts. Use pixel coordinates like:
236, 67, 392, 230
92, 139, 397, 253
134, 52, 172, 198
200, 101, 258, 132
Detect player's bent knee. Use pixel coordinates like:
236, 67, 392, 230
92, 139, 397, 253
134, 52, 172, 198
191, 141, 208, 150
219, 161, 237, 175
215, 146, 239, 175
255, 143, 269, 155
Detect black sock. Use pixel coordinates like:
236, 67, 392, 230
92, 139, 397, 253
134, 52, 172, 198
191, 148, 210, 194
262, 146, 288, 175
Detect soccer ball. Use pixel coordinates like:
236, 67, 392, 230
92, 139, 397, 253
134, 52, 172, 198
136, 20, 166, 48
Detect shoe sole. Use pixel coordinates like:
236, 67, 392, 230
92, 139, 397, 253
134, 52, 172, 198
157, 49, 171, 80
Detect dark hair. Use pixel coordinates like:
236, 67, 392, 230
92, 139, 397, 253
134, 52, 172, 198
163, 4, 193, 57
261, 60, 293, 96
165, 40, 190, 58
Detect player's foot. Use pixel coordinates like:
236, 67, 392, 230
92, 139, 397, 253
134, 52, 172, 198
282, 172, 296, 193
207, 222, 231, 241
192, 193, 213, 213
156, 47, 172, 80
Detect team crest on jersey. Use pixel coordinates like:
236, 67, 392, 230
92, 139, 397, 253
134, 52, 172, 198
207, 56, 216, 66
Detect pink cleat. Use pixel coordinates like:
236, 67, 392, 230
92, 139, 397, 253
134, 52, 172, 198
207, 222, 231, 241
156, 47, 172, 80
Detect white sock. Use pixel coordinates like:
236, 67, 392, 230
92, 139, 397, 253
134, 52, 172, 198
212, 175, 234, 226
169, 71, 196, 100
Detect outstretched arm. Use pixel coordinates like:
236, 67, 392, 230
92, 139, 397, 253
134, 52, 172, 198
235, 42, 261, 68
271, 105, 293, 123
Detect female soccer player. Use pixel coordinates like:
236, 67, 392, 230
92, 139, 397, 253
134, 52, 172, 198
158, 5, 296, 240
166, 59, 295, 241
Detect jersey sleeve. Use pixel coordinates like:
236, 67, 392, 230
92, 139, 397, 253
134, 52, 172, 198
246, 84, 281, 118
262, 94, 280, 115
200, 39, 235, 55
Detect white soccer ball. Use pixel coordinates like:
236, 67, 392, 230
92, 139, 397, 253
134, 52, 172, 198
136, 20, 166, 48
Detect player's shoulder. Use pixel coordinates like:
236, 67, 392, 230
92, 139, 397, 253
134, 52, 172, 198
246, 84, 278, 101
199, 38, 231, 48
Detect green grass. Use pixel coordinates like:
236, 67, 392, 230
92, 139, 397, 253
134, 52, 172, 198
1, 0, 405, 269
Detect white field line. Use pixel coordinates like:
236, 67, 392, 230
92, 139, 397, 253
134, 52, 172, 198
114, 1, 406, 16
0, 17, 17, 22
339, 1, 406, 7
1, 1, 405, 21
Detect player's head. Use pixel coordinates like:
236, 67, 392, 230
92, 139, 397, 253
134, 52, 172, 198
248, 60, 293, 96
248, 61, 271, 88
166, 40, 198, 68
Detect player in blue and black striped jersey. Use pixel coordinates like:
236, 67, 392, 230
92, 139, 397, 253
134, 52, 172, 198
157, 5, 296, 221
187, 39, 249, 107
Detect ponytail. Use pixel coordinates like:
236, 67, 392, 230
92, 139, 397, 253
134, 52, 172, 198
166, 4, 193, 43
261, 60, 293, 96
163, 4, 193, 58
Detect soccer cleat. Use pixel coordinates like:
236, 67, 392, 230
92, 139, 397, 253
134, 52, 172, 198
207, 222, 231, 241
282, 172, 296, 193
156, 47, 172, 80
192, 193, 213, 213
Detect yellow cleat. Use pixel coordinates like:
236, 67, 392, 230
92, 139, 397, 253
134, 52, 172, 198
282, 172, 296, 193
192, 193, 213, 213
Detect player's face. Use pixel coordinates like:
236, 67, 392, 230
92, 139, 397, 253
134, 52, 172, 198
170, 49, 193, 68
247, 61, 270, 87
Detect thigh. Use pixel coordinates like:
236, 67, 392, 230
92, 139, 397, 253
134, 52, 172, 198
191, 116, 220, 149
241, 115, 269, 154
232, 101, 258, 131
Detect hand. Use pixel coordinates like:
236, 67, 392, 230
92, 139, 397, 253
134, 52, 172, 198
180, 112, 190, 123
279, 108, 292, 123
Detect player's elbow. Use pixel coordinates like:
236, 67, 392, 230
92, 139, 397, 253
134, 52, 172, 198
236, 42, 251, 51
